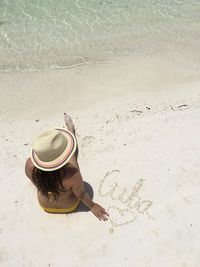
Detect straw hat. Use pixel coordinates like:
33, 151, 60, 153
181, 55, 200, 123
31, 128, 77, 171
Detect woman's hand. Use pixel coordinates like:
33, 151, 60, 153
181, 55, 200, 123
91, 203, 109, 221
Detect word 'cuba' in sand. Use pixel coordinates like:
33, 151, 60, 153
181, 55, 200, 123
98, 170, 153, 227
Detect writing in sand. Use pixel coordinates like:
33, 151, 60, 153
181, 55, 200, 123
98, 170, 153, 228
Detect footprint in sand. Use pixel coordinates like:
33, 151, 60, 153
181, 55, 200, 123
176, 104, 189, 111
126, 110, 143, 119
81, 136, 95, 148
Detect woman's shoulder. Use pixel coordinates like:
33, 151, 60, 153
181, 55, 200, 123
61, 164, 80, 187
64, 163, 78, 175
25, 157, 34, 180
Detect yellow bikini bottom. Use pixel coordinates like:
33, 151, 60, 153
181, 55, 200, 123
39, 198, 80, 214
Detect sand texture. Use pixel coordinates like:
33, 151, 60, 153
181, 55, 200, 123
0, 60, 200, 266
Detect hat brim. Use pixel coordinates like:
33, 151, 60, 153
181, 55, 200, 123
31, 128, 77, 171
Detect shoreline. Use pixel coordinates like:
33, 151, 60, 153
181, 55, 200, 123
1, 54, 200, 121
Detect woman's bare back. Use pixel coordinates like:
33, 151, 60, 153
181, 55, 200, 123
25, 157, 79, 209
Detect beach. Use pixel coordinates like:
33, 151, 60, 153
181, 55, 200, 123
1, 0, 200, 266
1, 54, 200, 266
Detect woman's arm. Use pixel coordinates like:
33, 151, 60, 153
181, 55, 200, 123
25, 158, 35, 182
71, 172, 109, 221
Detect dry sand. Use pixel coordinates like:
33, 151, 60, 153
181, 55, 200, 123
0, 57, 200, 267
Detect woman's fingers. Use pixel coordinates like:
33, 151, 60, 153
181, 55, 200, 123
100, 208, 109, 220
102, 210, 109, 216
96, 212, 105, 221
101, 209, 109, 217
99, 206, 109, 215
92, 203, 109, 221
99, 211, 108, 221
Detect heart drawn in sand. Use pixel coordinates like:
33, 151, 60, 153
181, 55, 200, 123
108, 206, 138, 227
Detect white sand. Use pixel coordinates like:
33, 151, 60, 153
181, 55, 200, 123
0, 57, 200, 267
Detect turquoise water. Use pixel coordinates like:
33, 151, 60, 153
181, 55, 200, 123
0, 0, 200, 71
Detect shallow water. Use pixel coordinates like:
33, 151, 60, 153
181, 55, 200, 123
0, 0, 200, 71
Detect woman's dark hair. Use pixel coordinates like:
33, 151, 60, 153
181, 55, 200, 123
32, 164, 78, 201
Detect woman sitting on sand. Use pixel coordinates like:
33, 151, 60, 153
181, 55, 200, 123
25, 114, 109, 221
